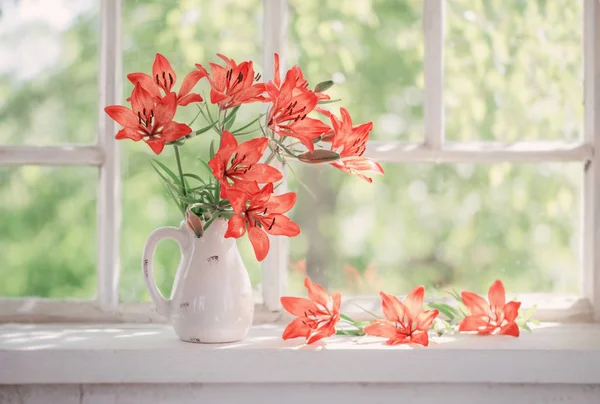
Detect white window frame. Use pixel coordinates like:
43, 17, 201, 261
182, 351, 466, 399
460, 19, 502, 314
0, 0, 599, 323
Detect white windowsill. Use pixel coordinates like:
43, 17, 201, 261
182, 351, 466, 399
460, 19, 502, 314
2, 322, 600, 385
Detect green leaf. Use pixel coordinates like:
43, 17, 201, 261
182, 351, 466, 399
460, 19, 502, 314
187, 107, 203, 126
179, 195, 202, 204
314, 80, 334, 93
209, 139, 216, 160
152, 159, 182, 186
231, 129, 259, 136
223, 105, 240, 127
224, 105, 240, 131
270, 137, 299, 158
166, 137, 186, 146
194, 120, 218, 136
161, 181, 185, 216
427, 302, 460, 321
354, 304, 380, 319
152, 167, 184, 199
458, 302, 469, 317
151, 164, 185, 214
446, 288, 462, 302
183, 173, 206, 185
317, 98, 342, 105
340, 313, 358, 324
335, 329, 364, 337
519, 305, 537, 322
232, 114, 264, 134
198, 158, 213, 176
518, 321, 532, 332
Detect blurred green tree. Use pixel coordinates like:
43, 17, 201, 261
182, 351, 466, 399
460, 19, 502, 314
0, 0, 583, 300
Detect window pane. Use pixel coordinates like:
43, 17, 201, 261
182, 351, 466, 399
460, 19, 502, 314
445, 0, 583, 142
0, 167, 97, 298
288, 0, 424, 142
120, 0, 263, 301
0, 0, 99, 145
288, 163, 580, 297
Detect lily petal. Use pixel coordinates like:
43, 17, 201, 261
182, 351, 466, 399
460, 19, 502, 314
282, 317, 312, 340
224, 214, 246, 239
248, 226, 270, 261
404, 285, 425, 321
152, 53, 176, 93
145, 137, 166, 155
127, 72, 162, 100
105, 105, 139, 128
499, 321, 520, 337
415, 309, 439, 331
380, 291, 405, 324
265, 192, 296, 214
242, 164, 283, 184
115, 127, 144, 141
217, 130, 239, 163
177, 93, 203, 106
224, 189, 249, 214
178, 70, 208, 98
409, 330, 429, 347
461, 291, 491, 317
502, 300, 521, 323
154, 92, 178, 125
458, 315, 491, 333
488, 280, 506, 315
280, 297, 321, 318
161, 121, 192, 143
261, 214, 300, 237
363, 320, 398, 339
305, 276, 330, 308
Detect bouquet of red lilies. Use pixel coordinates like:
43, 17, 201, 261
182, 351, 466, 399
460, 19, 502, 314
105, 53, 384, 261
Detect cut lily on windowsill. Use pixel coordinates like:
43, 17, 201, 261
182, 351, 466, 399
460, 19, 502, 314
280, 277, 538, 346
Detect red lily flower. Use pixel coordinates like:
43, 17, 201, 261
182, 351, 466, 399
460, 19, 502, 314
195, 54, 266, 110
208, 130, 283, 197
280, 276, 341, 344
266, 55, 331, 152
459, 280, 521, 337
105, 85, 191, 154
321, 107, 384, 183
271, 53, 330, 101
363, 287, 439, 346
224, 182, 299, 261
127, 53, 207, 106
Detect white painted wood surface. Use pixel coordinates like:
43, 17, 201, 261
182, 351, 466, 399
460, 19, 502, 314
366, 141, 593, 163
2, 323, 600, 385
96, 0, 122, 311
0, 294, 590, 323
1, 384, 599, 404
583, 0, 600, 322
423, 0, 445, 150
0, 146, 104, 166
261, 0, 289, 311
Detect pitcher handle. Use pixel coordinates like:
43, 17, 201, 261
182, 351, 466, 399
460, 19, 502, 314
142, 225, 192, 318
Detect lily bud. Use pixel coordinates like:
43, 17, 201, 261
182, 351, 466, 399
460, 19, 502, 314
314, 80, 334, 93
297, 149, 340, 164
185, 209, 204, 238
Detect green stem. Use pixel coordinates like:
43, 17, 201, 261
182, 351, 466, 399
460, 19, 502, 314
174, 146, 187, 197
264, 148, 278, 165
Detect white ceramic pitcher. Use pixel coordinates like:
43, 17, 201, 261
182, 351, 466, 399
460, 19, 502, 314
142, 218, 254, 343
